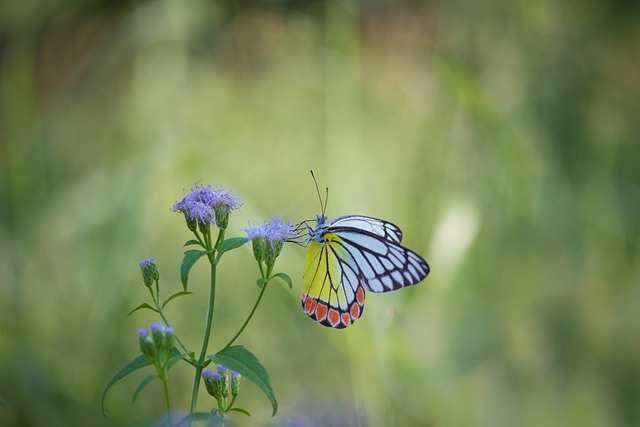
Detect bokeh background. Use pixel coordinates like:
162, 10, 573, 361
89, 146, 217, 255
1, 0, 639, 426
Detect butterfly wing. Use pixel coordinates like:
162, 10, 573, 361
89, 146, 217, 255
329, 215, 403, 244
301, 233, 366, 329
326, 225, 430, 293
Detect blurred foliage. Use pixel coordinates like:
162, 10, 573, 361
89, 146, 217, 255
1, 0, 639, 426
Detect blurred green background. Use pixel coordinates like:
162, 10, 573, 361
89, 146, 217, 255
1, 0, 639, 426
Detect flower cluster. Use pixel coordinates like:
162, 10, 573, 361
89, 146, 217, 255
243, 217, 297, 267
171, 183, 242, 231
202, 365, 242, 402
138, 323, 175, 364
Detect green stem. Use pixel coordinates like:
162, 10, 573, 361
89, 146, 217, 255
148, 284, 191, 357
189, 229, 225, 415
223, 278, 269, 349
160, 373, 171, 415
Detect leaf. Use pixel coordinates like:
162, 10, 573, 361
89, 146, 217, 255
217, 237, 248, 258
132, 375, 158, 403
184, 239, 201, 247
127, 303, 158, 317
180, 249, 209, 291
102, 355, 152, 418
228, 407, 252, 417
167, 349, 186, 370
256, 278, 266, 288
271, 272, 293, 290
176, 412, 224, 426
209, 346, 278, 416
162, 291, 193, 309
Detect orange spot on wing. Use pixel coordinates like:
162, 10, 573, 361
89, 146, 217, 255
315, 303, 328, 321
350, 303, 361, 320
341, 313, 351, 326
304, 296, 317, 315
327, 309, 340, 327
356, 287, 365, 305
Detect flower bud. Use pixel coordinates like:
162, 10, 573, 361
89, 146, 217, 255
151, 323, 166, 350
202, 370, 215, 397
139, 258, 159, 287
138, 329, 155, 359
251, 237, 266, 264
212, 373, 223, 399
214, 204, 230, 230
164, 327, 175, 351
231, 372, 241, 397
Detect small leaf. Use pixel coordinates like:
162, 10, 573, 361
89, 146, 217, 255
184, 239, 201, 247
176, 412, 224, 426
272, 272, 293, 290
228, 407, 252, 417
102, 355, 152, 418
217, 237, 248, 258
180, 249, 210, 291
132, 375, 158, 403
209, 346, 278, 416
127, 303, 158, 317
162, 291, 193, 309
256, 278, 266, 288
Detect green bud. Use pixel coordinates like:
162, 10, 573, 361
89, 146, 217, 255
265, 240, 283, 268
251, 237, 266, 263
231, 372, 241, 397
138, 329, 155, 360
212, 373, 224, 399
214, 204, 230, 230
185, 214, 198, 233
202, 370, 215, 396
150, 323, 166, 350
139, 259, 159, 288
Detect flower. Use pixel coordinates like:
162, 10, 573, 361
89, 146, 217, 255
243, 217, 297, 265
172, 183, 242, 230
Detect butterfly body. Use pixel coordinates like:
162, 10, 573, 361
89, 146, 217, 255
301, 214, 430, 329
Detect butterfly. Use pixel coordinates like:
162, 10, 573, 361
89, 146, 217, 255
296, 173, 430, 329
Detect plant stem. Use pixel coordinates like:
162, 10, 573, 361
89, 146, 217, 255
161, 373, 171, 415
189, 229, 224, 415
223, 278, 269, 349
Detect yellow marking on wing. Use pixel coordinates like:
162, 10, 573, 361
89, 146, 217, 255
303, 234, 350, 306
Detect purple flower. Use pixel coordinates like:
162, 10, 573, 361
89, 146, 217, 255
202, 369, 213, 379
137, 328, 148, 337
243, 216, 297, 244
212, 373, 222, 381
217, 365, 228, 374
139, 258, 154, 269
172, 183, 242, 229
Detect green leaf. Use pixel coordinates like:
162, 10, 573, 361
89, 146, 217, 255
228, 407, 252, 417
209, 346, 278, 416
132, 375, 158, 403
176, 412, 224, 426
256, 278, 266, 288
102, 355, 152, 418
180, 249, 209, 291
272, 272, 293, 289
127, 303, 158, 317
217, 237, 248, 258
162, 291, 193, 309
184, 239, 201, 247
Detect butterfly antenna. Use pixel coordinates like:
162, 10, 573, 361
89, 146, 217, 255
323, 186, 329, 217
310, 170, 325, 215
